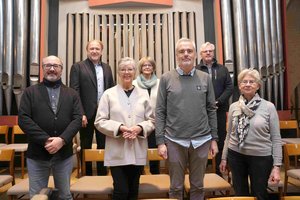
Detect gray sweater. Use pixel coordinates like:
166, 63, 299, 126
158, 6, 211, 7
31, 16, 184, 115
222, 98, 282, 166
155, 69, 218, 145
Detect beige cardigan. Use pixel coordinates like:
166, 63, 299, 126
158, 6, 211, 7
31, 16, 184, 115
94, 84, 155, 166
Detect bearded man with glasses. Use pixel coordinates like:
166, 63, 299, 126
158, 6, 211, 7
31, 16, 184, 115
18, 55, 82, 199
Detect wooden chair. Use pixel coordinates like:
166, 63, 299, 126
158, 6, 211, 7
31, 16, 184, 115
283, 143, 300, 195
70, 149, 113, 199
7, 176, 55, 200
0, 125, 9, 146
0, 125, 28, 178
280, 120, 299, 138
281, 196, 300, 200
138, 148, 170, 199
184, 153, 232, 198
207, 197, 256, 200
0, 149, 15, 188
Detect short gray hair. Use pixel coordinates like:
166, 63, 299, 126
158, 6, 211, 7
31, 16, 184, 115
238, 68, 262, 86
175, 38, 196, 53
118, 57, 136, 71
200, 42, 215, 52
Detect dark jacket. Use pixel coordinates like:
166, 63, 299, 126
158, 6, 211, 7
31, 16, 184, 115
18, 83, 82, 161
196, 58, 233, 111
70, 58, 115, 119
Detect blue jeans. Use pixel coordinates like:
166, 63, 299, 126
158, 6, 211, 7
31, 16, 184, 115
27, 156, 73, 200
227, 149, 273, 200
166, 139, 210, 200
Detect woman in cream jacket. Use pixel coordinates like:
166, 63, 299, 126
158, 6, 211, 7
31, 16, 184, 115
94, 57, 154, 200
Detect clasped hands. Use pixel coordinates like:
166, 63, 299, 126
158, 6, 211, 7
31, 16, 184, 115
120, 125, 142, 139
45, 137, 65, 154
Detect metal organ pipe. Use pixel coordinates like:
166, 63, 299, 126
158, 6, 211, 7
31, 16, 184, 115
232, 0, 249, 74
13, 0, 28, 109
221, 0, 235, 84
0, 0, 4, 115
30, 0, 40, 86
2, 0, 14, 115
254, 0, 267, 99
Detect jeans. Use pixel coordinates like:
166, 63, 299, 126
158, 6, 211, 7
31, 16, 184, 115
110, 165, 143, 200
27, 156, 73, 200
166, 139, 210, 200
227, 149, 273, 200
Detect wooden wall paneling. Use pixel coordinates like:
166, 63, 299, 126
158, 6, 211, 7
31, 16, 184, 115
148, 13, 154, 59
74, 13, 82, 63
82, 13, 89, 59
173, 12, 180, 46
123, 14, 129, 57
89, 13, 94, 41
128, 14, 134, 58
162, 13, 170, 72
155, 14, 162, 77
94, 14, 100, 40
141, 13, 147, 58
181, 11, 188, 38
108, 14, 115, 77
66, 13, 74, 86
116, 14, 122, 63
134, 14, 140, 63
188, 12, 196, 46
101, 15, 108, 63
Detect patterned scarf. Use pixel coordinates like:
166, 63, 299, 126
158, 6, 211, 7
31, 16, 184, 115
136, 74, 158, 89
235, 93, 261, 147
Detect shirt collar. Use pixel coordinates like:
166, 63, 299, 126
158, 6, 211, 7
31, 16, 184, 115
176, 67, 195, 76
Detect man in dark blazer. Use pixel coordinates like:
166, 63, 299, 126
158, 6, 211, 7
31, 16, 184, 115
196, 42, 233, 176
70, 40, 115, 175
18, 55, 82, 200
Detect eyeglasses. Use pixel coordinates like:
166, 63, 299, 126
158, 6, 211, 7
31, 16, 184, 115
119, 68, 134, 73
178, 49, 194, 54
241, 80, 256, 85
142, 64, 153, 68
201, 50, 213, 54
43, 63, 62, 70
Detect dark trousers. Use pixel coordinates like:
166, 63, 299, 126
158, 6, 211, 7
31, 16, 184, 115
216, 110, 227, 175
80, 117, 107, 175
148, 131, 160, 174
228, 149, 273, 200
110, 165, 143, 200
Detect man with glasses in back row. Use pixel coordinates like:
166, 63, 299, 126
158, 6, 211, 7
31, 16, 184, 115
196, 42, 233, 176
18, 56, 82, 199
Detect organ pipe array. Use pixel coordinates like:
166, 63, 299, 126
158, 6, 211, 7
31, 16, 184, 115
0, 0, 41, 115
0, 0, 287, 115
221, 0, 285, 109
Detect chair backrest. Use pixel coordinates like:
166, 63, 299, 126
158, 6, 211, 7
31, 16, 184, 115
280, 120, 299, 137
207, 197, 256, 200
147, 148, 164, 161
12, 125, 25, 143
0, 149, 15, 184
208, 153, 217, 173
0, 125, 9, 144
281, 196, 300, 200
283, 143, 300, 170
82, 149, 105, 176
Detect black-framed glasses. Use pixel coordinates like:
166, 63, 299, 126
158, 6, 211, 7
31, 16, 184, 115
43, 64, 62, 70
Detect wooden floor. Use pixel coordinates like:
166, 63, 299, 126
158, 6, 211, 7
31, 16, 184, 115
1, 166, 300, 200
